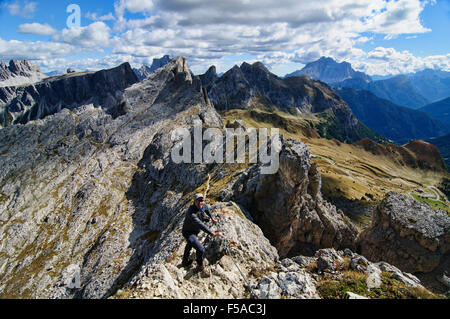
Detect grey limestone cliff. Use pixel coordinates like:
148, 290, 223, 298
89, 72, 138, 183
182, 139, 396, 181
0, 62, 138, 128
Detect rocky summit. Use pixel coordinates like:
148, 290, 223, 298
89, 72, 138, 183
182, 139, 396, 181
0, 57, 447, 299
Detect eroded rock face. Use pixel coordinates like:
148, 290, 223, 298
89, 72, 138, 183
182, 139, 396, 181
232, 138, 359, 257
357, 192, 450, 274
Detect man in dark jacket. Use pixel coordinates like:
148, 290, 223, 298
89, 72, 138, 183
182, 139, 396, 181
182, 193, 223, 271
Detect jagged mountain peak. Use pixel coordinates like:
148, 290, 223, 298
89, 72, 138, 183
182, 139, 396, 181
241, 61, 269, 71
240, 61, 274, 80
133, 54, 172, 81
286, 56, 372, 85
0, 59, 47, 87
199, 65, 218, 90
205, 65, 217, 74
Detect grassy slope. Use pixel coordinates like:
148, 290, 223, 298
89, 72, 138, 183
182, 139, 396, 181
428, 133, 450, 168
221, 108, 449, 221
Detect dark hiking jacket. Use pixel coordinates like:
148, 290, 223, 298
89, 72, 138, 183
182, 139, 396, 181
182, 204, 214, 236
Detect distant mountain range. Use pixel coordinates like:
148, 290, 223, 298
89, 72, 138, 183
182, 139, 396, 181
285, 57, 372, 84
45, 70, 62, 77
408, 69, 450, 102
286, 57, 450, 109
335, 87, 450, 145
0, 60, 47, 87
336, 75, 430, 109
133, 55, 171, 81
419, 97, 450, 125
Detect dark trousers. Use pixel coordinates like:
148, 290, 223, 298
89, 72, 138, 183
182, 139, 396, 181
182, 232, 205, 265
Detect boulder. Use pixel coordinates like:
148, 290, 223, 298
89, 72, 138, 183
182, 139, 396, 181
345, 292, 368, 299
357, 192, 449, 274
315, 249, 345, 272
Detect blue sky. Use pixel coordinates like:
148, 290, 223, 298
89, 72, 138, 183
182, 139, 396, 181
0, 0, 449, 76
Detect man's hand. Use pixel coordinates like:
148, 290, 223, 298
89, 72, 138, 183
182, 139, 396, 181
211, 217, 219, 225
213, 232, 223, 237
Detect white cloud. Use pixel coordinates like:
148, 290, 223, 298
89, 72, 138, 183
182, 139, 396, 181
54, 22, 111, 48
0, 37, 77, 61
3, 1, 37, 19
85, 12, 115, 22
363, 47, 450, 75
18, 23, 57, 35
122, 0, 154, 13
362, 0, 431, 38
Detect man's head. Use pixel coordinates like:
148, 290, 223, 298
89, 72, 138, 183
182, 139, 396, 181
194, 193, 205, 209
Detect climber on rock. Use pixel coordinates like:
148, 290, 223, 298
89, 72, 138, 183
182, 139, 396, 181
182, 193, 223, 271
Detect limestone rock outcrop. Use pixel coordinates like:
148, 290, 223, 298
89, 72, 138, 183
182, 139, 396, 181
232, 138, 359, 257
119, 202, 280, 299
357, 192, 449, 274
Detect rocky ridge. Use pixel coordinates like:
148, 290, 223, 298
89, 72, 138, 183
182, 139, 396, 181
0, 57, 222, 298
202, 61, 384, 143
0, 62, 138, 128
